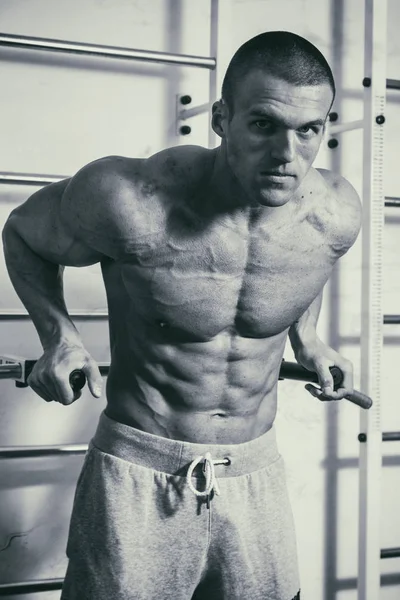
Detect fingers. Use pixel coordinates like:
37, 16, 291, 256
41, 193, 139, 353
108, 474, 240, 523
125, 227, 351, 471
28, 368, 80, 405
27, 351, 102, 405
82, 362, 103, 398
306, 358, 354, 402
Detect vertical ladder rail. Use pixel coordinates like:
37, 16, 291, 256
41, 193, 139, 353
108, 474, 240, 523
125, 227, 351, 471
358, 0, 387, 598
208, 0, 232, 148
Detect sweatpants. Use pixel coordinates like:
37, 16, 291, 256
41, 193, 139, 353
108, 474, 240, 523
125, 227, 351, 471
61, 411, 300, 600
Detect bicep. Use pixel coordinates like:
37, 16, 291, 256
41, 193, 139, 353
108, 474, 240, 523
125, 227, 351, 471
6, 177, 104, 267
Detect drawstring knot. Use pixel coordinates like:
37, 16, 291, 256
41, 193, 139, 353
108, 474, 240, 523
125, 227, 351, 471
186, 452, 229, 498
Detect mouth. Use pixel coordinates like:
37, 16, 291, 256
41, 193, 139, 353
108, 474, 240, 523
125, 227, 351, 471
259, 171, 295, 185
260, 171, 295, 178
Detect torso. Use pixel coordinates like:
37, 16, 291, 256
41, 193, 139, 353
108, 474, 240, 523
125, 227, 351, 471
99, 148, 341, 443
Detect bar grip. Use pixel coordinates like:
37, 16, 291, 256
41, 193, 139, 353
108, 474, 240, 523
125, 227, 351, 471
279, 361, 373, 410
69, 369, 87, 392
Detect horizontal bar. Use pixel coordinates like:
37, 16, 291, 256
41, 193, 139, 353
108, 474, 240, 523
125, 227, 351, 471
0, 172, 66, 186
384, 315, 400, 324
382, 432, 400, 442
329, 119, 363, 134
385, 197, 400, 207
387, 79, 400, 90
179, 102, 210, 120
381, 547, 400, 559
0, 310, 108, 320
279, 362, 372, 409
0, 363, 21, 379
0, 33, 216, 69
0, 578, 63, 596
0, 444, 88, 458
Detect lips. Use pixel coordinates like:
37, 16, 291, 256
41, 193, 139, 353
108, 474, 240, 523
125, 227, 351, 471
260, 171, 295, 177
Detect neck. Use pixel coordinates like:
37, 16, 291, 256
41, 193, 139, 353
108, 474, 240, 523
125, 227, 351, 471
208, 146, 254, 213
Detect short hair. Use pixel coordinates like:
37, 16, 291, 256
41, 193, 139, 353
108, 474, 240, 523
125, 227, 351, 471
221, 31, 335, 113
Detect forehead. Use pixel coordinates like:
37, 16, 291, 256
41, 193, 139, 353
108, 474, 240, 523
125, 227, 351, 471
233, 70, 333, 122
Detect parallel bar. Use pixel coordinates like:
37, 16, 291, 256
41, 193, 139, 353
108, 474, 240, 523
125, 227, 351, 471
384, 315, 400, 324
385, 197, 400, 207
0, 364, 21, 379
380, 547, 400, 559
0, 310, 108, 320
0, 578, 63, 596
0, 33, 216, 69
0, 444, 88, 458
386, 79, 400, 90
382, 432, 400, 442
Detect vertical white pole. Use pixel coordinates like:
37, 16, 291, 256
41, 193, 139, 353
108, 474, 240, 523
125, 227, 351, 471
358, 0, 387, 598
208, 0, 232, 148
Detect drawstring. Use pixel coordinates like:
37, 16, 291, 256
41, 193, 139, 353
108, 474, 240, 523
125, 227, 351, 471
186, 452, 229, 499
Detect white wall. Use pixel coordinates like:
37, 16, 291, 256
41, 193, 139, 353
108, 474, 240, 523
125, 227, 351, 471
0, 1, 399, 599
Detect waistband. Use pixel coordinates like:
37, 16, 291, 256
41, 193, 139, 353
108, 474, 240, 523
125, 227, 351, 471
92, 411, 280, 478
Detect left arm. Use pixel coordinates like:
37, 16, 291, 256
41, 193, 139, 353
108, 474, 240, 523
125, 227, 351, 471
288, 289, 354, 400
288, 172, 362, 401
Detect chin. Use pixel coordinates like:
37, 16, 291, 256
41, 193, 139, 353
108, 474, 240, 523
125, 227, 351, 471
257, 187, 292, 207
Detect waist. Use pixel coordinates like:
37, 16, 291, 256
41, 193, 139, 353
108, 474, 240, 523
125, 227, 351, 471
92, 410, 280, 477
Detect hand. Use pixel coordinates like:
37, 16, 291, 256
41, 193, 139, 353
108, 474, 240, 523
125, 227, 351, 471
294, 338, 354, 402
27, 342, 103, 405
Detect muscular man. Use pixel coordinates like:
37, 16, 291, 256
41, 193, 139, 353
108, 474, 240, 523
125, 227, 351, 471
2, 32, 360, 600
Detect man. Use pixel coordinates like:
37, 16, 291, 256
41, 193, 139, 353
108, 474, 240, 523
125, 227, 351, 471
2, 31, 360, 600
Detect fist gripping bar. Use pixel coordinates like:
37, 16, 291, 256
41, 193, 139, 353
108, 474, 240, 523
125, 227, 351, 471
0, 357, 372, 409
279, 361, 372, 409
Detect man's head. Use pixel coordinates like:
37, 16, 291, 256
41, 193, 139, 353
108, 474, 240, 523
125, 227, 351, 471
212, 31, 335, 207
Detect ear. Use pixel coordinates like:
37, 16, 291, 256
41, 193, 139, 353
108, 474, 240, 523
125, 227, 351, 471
211, 99, 229, 139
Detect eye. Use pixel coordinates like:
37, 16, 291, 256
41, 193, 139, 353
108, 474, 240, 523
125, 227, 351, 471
297, 125, 319, 137
254, 120, 273, 130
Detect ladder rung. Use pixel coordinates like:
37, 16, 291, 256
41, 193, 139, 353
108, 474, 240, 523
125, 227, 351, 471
385, 197, 400, 207
0, 578, 63, 595
382, 432, 400, 442
381, 547, 400, 559
384, 315, 400, 324
387, 78, 400, 90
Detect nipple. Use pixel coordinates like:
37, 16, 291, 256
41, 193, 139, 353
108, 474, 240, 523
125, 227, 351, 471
156, 319, 169, 329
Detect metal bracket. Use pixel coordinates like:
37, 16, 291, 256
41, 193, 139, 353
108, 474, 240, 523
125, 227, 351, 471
175, 94, 210, 137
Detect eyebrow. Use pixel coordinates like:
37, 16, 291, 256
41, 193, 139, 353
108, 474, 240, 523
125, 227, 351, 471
248, 110, 325, 127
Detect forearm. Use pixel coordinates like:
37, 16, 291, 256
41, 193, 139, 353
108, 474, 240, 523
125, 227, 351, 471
288, 291, 323, 354
2, 218, 81, 350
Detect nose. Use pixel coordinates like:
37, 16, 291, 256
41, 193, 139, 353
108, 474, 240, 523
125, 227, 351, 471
270, 129, 296, 164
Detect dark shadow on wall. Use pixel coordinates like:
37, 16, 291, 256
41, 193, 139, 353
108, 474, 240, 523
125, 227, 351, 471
324, 2, 344, 599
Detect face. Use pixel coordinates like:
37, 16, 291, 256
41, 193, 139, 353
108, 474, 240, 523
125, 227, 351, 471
213, 70, 333, 207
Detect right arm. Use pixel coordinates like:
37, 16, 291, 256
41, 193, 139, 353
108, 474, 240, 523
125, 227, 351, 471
2, 157, 133, 404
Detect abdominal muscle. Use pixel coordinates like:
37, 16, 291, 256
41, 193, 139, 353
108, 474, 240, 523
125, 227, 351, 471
104, 327, 288, 444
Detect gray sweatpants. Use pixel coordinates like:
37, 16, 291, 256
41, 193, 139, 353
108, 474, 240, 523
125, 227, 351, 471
61, 412, 300, 600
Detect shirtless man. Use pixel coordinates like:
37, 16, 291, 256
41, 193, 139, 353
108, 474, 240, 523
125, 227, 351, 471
2, 32, 360, 600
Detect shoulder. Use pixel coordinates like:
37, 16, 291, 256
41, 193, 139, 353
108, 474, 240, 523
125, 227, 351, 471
60, 155, 150, 258
315, 168, 362, 256
145, 145, 214, 190
71, 146, 212, 200
60, 147, 212, 258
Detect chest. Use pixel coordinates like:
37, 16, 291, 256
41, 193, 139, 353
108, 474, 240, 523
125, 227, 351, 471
113, 215, 335, 339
